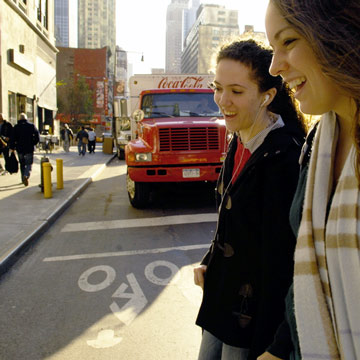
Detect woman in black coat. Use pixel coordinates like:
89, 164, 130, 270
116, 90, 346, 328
193, 39, 305, 360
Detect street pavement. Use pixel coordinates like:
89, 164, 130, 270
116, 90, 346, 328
0, 144, 115, 275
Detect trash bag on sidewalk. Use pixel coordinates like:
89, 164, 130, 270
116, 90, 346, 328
6, 152, 19, 174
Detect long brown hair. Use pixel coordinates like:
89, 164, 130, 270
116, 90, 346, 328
271, 0, 360, 177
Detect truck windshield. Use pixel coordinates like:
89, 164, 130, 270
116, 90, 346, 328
141, 93, 221, 119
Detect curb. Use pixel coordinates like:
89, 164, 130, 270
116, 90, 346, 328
0, 154, 116, 276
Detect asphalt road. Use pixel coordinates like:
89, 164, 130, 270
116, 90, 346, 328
0, 158, 218, 360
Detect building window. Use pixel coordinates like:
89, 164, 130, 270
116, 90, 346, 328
17, 94, 26, 115
8, 92, 16, 125
13, 0, 28, 14
36, 0, 48, 29
26, 98, 34, 123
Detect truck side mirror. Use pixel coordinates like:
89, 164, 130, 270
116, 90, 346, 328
132, 109, 145, 123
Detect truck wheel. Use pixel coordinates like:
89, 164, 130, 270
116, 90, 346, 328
127, 173, 150, 208
117, 147, 125, 160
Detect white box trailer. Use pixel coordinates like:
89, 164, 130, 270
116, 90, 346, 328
114, 74, 215, 159
128, 74, 215, 115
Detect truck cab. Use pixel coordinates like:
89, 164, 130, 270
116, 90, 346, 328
125, 87, 226, 208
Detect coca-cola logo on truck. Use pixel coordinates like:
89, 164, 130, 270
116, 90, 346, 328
157, 76, 206, 89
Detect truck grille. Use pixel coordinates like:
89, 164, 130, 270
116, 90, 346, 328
159, 127, 219, 151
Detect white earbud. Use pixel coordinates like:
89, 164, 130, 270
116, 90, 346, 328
261, 94, 270, 107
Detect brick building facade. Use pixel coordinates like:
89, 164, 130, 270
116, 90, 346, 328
56, 46, 113, 132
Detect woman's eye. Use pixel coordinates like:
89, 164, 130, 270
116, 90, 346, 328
283, 38, 297, 47
233, 90, 243, 95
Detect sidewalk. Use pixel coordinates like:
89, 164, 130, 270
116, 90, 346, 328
0, 144, 115, 275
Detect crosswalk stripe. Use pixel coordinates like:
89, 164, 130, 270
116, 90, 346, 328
43, 244, 210, 262
61, 213, 218, 232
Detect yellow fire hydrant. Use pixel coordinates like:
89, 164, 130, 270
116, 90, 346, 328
56, 158, 63, 190
43, 162, 52, 198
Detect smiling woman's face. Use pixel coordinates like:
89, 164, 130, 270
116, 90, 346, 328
265, 1, 343, 116
213, 58, 266, 135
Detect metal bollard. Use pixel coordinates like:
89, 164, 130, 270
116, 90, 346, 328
56, 158, 63, 189
43, 162, 52, 198
39, 156, 50, 192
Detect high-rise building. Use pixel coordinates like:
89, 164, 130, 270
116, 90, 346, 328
55, 0, 69, 47
183, 0, 200, 39
78, 0, 116, 73
181, 4, 239, 74
165, 0, 189, 74
55, 0, 77, 48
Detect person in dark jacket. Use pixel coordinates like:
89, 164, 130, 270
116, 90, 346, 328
193, 39, 305, 360
0, 113, 13, 174
76, 126, 88, 156
10, 113, 39, 186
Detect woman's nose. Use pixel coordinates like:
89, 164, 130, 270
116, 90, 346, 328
217, 92, 231, 108
269, 50, 288, 77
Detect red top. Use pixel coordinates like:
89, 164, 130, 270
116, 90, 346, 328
232, 138, 251, 184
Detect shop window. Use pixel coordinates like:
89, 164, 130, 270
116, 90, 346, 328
17, 94, 26, 115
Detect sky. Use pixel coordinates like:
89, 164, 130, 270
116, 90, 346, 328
116, 0, 270, 74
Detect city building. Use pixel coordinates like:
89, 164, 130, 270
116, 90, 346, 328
77, 0, 116, 129
183, 0, 200, 39
242, 25, 267, 43
0, 0, 58, 135
181, 4, 239, 74
54, 0, 69, 47
78, 0, 116, 71
56, 46, 112, 132
54, 0, 77, 48
165, 0, 189, 74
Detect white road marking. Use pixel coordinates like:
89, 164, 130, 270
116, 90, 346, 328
87, 329, 122, 349
43, 244, 210, 262
110, 273, 148, 326
78, 265, 116, 292
145, 260, 180, 286
61, 213, 218, 232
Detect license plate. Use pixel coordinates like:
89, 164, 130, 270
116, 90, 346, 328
182, 169, 200, 178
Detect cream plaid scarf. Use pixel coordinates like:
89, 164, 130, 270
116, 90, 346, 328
294, 111, 360, 359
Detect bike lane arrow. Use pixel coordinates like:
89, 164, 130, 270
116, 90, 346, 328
109, 273, 148, 326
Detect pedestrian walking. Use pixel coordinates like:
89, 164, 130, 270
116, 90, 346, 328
76, 126, 88, 156
87, 128, 96, 153
257, 1, 360, 359
0, 113, 13, 175
9, 113, 39, 186
60, 123, 73, 152
193, 39, 305, 360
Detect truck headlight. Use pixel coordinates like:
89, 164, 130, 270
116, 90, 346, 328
135, 153, 152, 162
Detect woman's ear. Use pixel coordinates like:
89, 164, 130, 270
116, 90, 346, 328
262, 88, 277, 107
